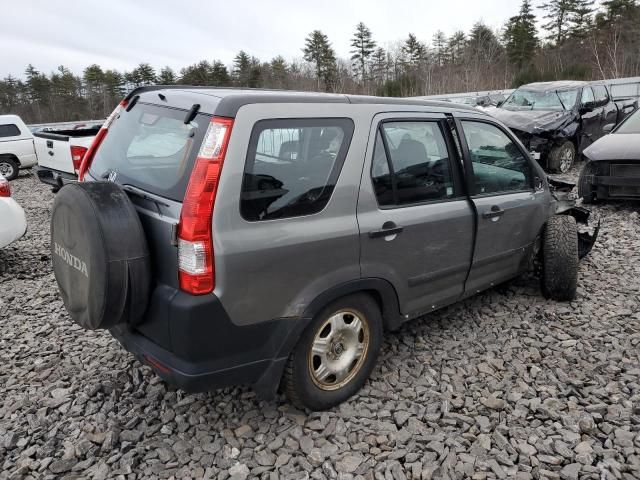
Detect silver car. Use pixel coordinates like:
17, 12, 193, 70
50, 87, 596, 410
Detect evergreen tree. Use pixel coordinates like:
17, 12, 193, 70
570, 0, 595, 38
447, 31, 466, 64
233, 50, 252, 86
270, 56, 288, 88
158, 67, 177, 84
303, 30, 337, 91
371, 47, 388, 83
539, 0, 577, 45
211, 61, 231, 86
467, 22, 503, 62
432, 30, 447, 65
350, 22, 376, 82
402, 33, 427, 66
135, 63, 157, 85
504, 0, 539, 69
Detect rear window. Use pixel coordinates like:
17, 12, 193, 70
89, 103, 209, 201
0, 124, 21, 138
241, 118, 354, 221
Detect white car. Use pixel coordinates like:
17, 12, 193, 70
0, 173, 27, 248
0, 115, 38, 180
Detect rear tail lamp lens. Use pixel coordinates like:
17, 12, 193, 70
0, 177, 10, 197
70, 145, 88, 171
177, 117, 233, 295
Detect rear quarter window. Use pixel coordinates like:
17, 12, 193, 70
0, 124, 21, 138
240, 118, 354, 221
88, 103, 209, 201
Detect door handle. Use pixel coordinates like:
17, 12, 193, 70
482, 205, 505, 219
369, 221, 404, 239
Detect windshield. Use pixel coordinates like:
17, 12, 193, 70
616, 110, 640, 134
503, 88, 579, 111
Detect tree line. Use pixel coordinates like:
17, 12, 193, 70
1, 0, 639, 124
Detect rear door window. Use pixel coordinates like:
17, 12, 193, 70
371, 121, 456, 207
0, 124, 21, 138
88, 103, 209, 201
241, 118, 354, 221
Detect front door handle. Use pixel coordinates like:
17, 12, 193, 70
369, 221, 404, 239
482, 205, 505, 219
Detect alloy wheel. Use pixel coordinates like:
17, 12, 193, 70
308, 309, 370, 391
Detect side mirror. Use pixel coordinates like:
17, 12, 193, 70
534, 176, 544, 191
496, 100, 504, 107
603, 123, 615, 134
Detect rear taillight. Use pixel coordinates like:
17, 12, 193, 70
70, 145, 88, 172
177, 117, 233, 295
78, 99, 128, 180
0, 177, 10, 197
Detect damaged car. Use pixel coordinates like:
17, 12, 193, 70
485, 81, 637, 173
578, 108, 640, 202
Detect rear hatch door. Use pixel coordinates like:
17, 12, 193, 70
84, 101, 212, 289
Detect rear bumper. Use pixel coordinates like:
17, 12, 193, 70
36, 166, 77, 188
110, 287, 306, 399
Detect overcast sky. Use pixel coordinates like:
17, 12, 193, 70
2, 0, 528, 78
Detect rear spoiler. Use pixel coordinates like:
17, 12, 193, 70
122, 84, 291, 103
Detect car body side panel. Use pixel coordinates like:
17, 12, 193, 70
212, 103, 374, 326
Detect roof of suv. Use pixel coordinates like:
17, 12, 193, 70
130, 85, 482, 117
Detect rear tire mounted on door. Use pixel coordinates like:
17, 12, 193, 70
50, 181, 152, 329
283, 294, 383, 410
540, 215, 579, 301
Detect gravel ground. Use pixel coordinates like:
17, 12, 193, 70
1, 169, 639, 480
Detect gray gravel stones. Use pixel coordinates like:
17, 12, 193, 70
1, 169, 640, 479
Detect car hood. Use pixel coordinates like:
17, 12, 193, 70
484, 106, 577, 135
583, 133, 640, 161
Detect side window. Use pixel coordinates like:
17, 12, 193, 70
461, 121, 532, 195
581, 87, 595, 105
0, 124, 21, 138
593, 85, 609, 104
372, 121, 456, 207
241, 118, 354, 221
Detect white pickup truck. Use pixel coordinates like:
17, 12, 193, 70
0, 115, 39, 180
0, 114, 100, 187
33, 125, 100, 190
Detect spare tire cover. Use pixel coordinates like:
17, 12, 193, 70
51, 181, 151, 329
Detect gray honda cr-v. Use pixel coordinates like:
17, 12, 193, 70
50, 86, 597, 410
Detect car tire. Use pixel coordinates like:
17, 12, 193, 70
0, 157, 19, 181
283, 293, 383, 411
548, 141, 576, 174
541, 215, 579, 301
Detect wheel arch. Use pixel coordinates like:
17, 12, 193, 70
0, 153, 21, 165
301, 278, 403, 332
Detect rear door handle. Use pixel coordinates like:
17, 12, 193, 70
482, 205, 505, 219
369, 221, 404, 239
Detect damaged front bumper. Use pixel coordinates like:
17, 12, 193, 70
549, 176, 600, 258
